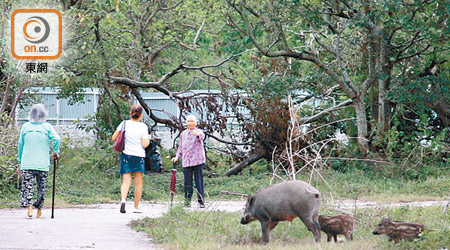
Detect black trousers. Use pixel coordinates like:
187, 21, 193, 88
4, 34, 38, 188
183, 163, 205, 203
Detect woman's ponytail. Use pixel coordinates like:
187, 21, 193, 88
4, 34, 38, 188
130, 104, 143, 119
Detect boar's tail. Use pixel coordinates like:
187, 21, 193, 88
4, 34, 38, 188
306, 188, 320, 200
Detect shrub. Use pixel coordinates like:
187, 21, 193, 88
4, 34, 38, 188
0, 126, 20, 195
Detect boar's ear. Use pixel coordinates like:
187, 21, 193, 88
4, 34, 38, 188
247, 195, 254, 206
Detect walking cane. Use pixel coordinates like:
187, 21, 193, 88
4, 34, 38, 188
51, 154, 57, 219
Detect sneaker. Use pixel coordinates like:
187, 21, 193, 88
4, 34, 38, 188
27, 206, 33, 218
132, 207, 142, 213
199, 202, 206, 208
36, 208, 43, 218
184, 200, 191, 207
120, 202, 126, 213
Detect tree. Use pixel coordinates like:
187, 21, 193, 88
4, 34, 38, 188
59, 0, 450, 173
57, 0, 214, 135
224, 0, 450, 156
0, 1, 63, 127
3, 0, 447, 176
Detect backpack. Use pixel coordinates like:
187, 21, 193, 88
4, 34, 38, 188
144, 139, 163, 174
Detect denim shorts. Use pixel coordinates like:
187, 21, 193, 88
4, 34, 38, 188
120, 153, 145, 175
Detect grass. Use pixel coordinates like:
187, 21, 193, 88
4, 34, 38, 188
311, 168, 450, 203
1, 139, 448, 249
130, 205, 450, 250
1, 140, 449, 208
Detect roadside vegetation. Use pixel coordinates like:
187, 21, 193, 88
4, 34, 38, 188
1, 127, 448, 250
1, 138, 449, 208
0, 1, 449, 249
130, 206, 449, 250
1, 135, 448, 208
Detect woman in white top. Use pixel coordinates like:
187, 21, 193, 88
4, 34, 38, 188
112, 104, 149, 213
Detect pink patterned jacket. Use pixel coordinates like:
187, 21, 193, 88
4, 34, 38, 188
176, 128, 206, 167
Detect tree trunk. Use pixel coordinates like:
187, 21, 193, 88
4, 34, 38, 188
224, 149, 266, 176
377, 45, 392, 137
0, 76, 12, 114
354, 97, 369, 157
5, 80, 27, 128
378, 85, 386, 135
98, 89, 114, 132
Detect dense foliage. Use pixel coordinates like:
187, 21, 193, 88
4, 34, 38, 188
0, 0, 448, 176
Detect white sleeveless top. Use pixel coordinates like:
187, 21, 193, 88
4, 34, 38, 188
116, 120, 149, 157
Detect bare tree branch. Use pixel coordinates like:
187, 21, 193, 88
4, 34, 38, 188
224, 148, 266, 176
160, 0, 183, 11
397, 44, 431, 62
242, 2, 260, 18
130, 87, 182, 129
110, 75, 178, 97
226, 0, 357, 98
208, 132, 254, 146
149, 40, 176, 61
174, 38, 197, 51
313, 32, 337, 56
193, 19, 205, 49
110, 50, 250, 95
299, 99, 353, 124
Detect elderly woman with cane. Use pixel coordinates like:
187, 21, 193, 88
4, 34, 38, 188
172, 114, 206, 208
17, 104, 60, 218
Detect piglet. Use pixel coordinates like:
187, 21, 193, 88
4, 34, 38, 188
373, 218, 425, 243
319, 214, 355, 242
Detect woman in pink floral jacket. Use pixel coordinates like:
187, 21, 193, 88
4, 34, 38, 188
172, 115, 206, 208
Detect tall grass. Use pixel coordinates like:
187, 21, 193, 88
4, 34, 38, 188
1, 139, 448, 208
130, 206, 450, 250
0, 126, 20, 200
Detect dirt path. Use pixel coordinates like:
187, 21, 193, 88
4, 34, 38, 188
0, 200, 447, 249
0, 202, 157, 250
0, 201, 246, 250
326, 199, 449, 212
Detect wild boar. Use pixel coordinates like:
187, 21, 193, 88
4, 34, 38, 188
240, 180, 321, 243
372, 218, 425, 243
319, 214, 355, 242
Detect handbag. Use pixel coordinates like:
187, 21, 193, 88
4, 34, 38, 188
113, 121, 126, 152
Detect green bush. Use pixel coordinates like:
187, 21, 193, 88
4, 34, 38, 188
0, 126, 20, 196
382, 116, 449, 180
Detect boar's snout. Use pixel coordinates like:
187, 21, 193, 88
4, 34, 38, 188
240, 214, 251, 224
240, 213, 256, 224
373, 226, 385, 235
373, 218, 391, 235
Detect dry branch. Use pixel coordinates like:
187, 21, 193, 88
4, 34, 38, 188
220, 190, 249, 198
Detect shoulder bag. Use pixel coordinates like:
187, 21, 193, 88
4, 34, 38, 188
113, 121, 126, 152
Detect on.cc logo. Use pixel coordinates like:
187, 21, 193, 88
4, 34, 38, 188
11, 9, 62, 60
23, 16, 51, 44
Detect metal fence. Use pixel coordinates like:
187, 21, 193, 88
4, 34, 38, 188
15, 87, 99, 126
16, 88, 318, 130
15, 88, 245, 130
15, 88, 318, 148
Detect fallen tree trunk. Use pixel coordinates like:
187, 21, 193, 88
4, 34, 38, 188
224, 149, 266, 176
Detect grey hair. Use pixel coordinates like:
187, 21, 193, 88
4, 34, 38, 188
28, 104, 48, 123
186, 114, 197, 123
